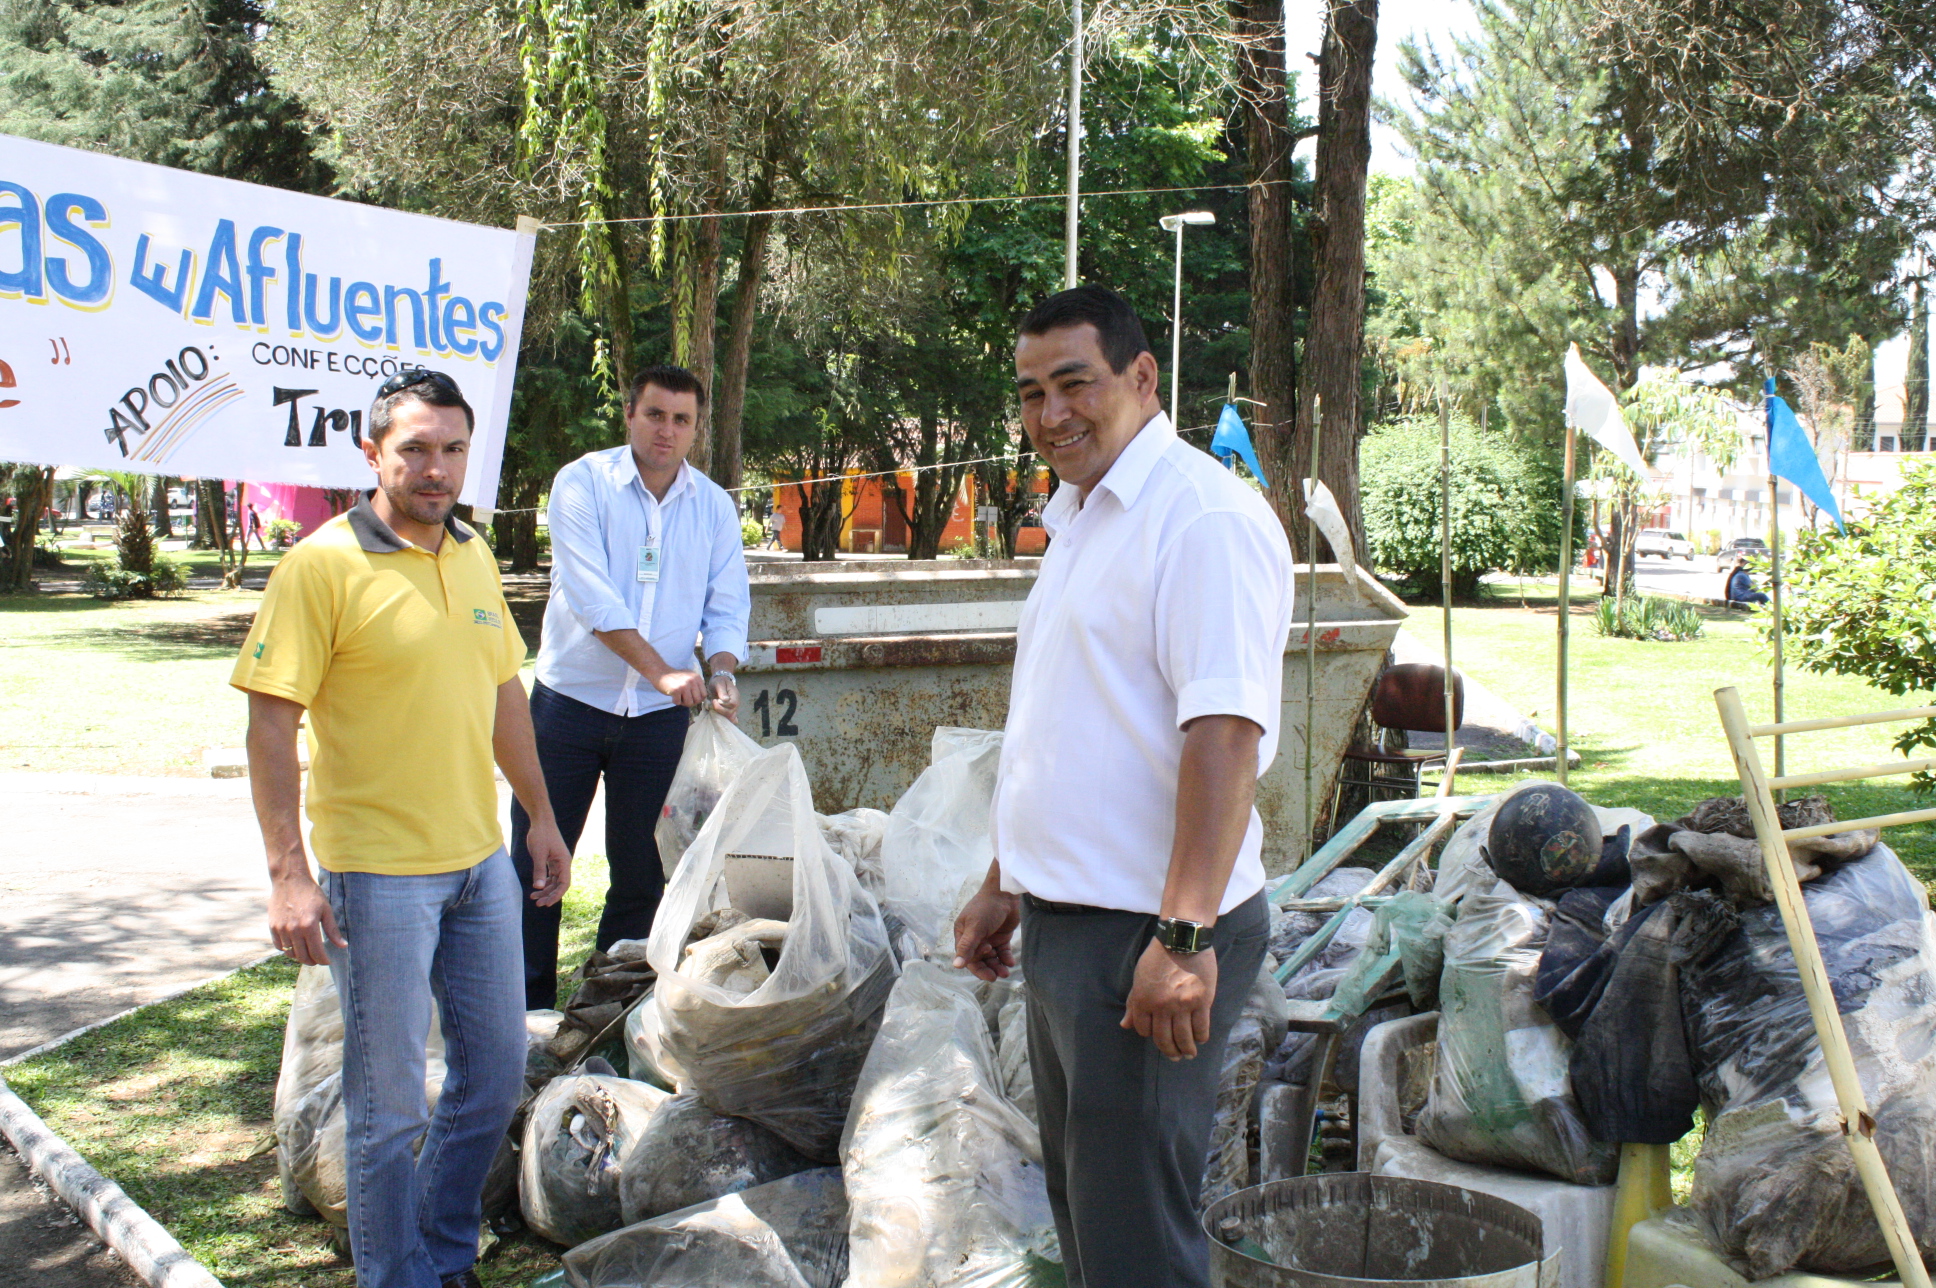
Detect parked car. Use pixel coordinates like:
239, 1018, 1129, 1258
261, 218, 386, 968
1634, 528, 1695, 560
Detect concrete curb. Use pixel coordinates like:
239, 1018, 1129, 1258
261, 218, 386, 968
0, 1080, 223, 1288
0, 953, 278, 1288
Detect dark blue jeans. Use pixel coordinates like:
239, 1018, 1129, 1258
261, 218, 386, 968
510, 681, 690, 1009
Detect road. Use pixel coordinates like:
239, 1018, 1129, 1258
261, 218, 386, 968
0, 770, 610, 1285
1629, 551, 1732, 601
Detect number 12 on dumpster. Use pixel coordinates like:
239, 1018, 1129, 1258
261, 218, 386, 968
752, 688, 799, 738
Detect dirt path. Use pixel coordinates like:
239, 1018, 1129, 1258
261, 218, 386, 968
0, 1140, 141, 1288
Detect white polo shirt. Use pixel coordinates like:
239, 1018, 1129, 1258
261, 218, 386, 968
991, 412, 1295, 916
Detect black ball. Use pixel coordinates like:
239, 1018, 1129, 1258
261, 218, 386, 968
1484, 783, 1617, 896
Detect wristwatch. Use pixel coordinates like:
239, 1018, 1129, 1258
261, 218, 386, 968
1155, 916, 1211, 955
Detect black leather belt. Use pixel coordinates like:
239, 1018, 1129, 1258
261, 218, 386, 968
1022, 893, 1122, 916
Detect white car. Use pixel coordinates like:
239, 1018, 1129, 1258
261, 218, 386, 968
1634, 528, 1695, 560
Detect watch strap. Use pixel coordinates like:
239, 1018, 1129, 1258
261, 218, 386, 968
1155, 917, 1211, 955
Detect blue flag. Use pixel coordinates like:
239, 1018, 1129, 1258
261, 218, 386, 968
1765, 378, 1845, 533
1211, 403, 1268, 486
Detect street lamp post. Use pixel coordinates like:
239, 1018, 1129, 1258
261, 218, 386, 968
1159, 210, 1216, 424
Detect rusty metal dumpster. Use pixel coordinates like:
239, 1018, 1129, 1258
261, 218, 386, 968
738, 559, 1407, 873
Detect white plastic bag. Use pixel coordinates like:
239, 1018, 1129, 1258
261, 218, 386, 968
521, 1072, 671, 1247
657, 709, 765, 878
880, 728, 1003, 962
647, 743, 896, 1160
1202, 959, 1293, 1210
840, 961, 1059, 1288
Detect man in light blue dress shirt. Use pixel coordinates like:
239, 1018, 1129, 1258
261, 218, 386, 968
510, 363, 751, 1008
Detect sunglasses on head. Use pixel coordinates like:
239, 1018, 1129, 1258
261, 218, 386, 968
374, 368, 463, 400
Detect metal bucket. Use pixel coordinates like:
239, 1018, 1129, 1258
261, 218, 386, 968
1205, 1174, 1560, 1288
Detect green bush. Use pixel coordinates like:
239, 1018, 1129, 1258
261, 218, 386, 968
740, 517, 764, 547
84, 552, 187, 600
1591, 593, 1705, 642
1361, 416, 1567, 596
1780, 461, 1936, 786
265, 518, 302, 546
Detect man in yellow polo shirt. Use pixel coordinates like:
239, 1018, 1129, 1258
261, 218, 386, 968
232, 369, 570, 1288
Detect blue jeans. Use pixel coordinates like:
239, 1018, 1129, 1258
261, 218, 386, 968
322, 848, 526, 1288
510, 681, 689, 1009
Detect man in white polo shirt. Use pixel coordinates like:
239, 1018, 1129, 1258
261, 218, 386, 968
511, 363, 751, 1008
954, 286, 1294, 1288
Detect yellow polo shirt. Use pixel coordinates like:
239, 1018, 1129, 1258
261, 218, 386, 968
230, 497, 526, 874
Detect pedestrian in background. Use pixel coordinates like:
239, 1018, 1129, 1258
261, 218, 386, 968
233, 368, 572, 1288
512, 363, 751, 1010
954, 287, 1295, 1288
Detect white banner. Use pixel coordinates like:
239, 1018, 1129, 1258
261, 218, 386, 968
0, 134, 537, 507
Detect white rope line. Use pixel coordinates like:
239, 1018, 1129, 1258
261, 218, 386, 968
535, 180, 1288, 229
479, 420, 1224, 515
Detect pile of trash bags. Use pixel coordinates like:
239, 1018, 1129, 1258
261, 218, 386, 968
1372, 779, 1936, 1282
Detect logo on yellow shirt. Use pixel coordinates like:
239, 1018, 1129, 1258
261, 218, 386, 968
473, 608, 502, 629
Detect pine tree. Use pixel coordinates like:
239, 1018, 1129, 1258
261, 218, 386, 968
0, 0, 328, 192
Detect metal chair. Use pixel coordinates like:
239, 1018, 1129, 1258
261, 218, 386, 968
1332, 663, 1466, 822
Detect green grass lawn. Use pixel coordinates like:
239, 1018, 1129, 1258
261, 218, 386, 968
0, 591, 270, 774
1402, 582, 1936, 886
4, 862, 610, 1287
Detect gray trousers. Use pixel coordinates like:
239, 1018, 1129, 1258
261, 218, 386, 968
1022, 890, 1270, 1288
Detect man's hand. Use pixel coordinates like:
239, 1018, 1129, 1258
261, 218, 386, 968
655, 667, 706, 707
525, 815, 573, 907
952, 889, 1021, 981
1122, 937, 1218, 1060
269, 873, 347, 966
708, 672, 740, 720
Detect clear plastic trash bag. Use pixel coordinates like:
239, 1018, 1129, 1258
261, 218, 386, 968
880, 728, 1004, 963
840, 961, 1060, 1288
1202, 958, 1293, 1211
656, 709, 765, 878
647, 743, 896, 1161
520, 1072, 672, 1247
566, 1168, 850, 1288
273, 964, 446, 1227
1684, 845, 1936, 1278
623, 994, 684, 1091
1415, 880, 1617, 1185
619, 1090, 820, 1225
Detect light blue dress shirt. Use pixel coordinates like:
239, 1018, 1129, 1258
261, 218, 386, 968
536, 446, 752, 716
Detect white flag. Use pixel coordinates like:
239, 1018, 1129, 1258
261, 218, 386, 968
1302, 477, 1363, 602
1564, 343, 1649, 478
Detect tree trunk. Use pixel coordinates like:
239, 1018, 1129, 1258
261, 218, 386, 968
796, 480, 846, 561
1234, 0, 1301, 537
712, 121, 781, 494
74, 480, 93, 523
3, 466, 53, 592
1297, 0, 1377, 563
603, 219, 638, 398
974, 445, 1037, 559
151, 476, 172, 538
1904, 280, 1929, 450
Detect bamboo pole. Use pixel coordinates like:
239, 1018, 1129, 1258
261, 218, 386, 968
1771, 757, 1936, 790
1753, 705, 1936, 737
1557, 422, 1576, 785
1713, 686, 1933, 1288
1770, 467, 1786, 787
1440, 386, 1457, 783
1303, 397, 1323, 859
1063, 0, 1083, 288
1784, 808, 1936, 842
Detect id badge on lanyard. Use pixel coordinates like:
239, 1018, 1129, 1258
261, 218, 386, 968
636, 540, 661, 583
